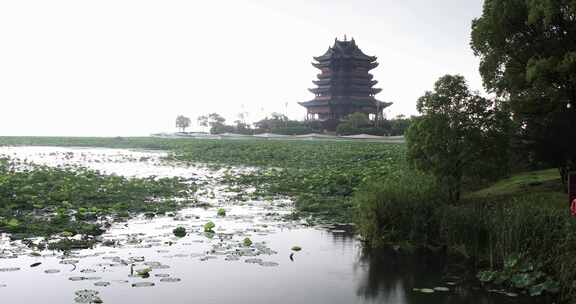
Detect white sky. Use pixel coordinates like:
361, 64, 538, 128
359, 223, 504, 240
0, 0, 485, 136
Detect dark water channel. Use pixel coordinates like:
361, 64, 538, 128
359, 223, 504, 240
0, 147, 544, 304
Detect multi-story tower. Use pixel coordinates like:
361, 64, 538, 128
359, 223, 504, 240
299, 38, 391, 130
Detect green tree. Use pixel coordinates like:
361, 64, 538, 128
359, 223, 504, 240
197, 113, 229, 134
471, 0, 576, 185
345, 112, 371, 128
175, 115, 191, 132
406, 75, 510, 202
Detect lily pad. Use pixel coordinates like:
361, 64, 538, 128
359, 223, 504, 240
160, 277, 181, 283
74, 289, 102, 303
44, 269, 61, 274
69, 276, 86, 281
131, 282, 155, 288
245, 258, 263, 264
291, 246, 302, 251
94, 281, 111, 287
419, 288, 435, 294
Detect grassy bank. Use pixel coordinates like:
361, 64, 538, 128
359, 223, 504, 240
354, 169, 571, 299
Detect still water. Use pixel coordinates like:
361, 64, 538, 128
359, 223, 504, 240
0, 146, 541, 304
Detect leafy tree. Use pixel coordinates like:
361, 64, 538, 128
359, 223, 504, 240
197, 113, 229, 134
471, 0, 576, 185
175, 115, 191, 132
344, 112, 371, 128
387, 115, 414, 136
406, 75, 511, 202
254, 113, 288, 132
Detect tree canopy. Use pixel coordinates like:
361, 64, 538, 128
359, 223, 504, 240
175, 115, 191, 132
471, 0, 576, 181
406, 75, 510, 202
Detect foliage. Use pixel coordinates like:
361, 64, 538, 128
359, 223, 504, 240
406, 75, 511, 202
175, 115, 191, 132
197, 113, 230, 134
243, 237, 252, 247
0, 157, 195, 237
336, 113, 413, 136
217, 208, 226, 216
471, 0, 576, 183
254, 113, 318, 135
172, 227, 187, 237
385, 115, 414, 136
477, 254, 560, 296
353, 170, 443, 247
0, 136, 406, 224
203, 221, 215, 232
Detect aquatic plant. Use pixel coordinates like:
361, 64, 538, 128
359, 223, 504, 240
217, 208, 226, 217
291, 246, 302, 251
172, 227, 186, 237
0, 157, 196, 237
243, 237, 252, 247
203, 221, 215, 233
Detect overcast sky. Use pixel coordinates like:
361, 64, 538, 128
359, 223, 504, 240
0, 0, 484, 136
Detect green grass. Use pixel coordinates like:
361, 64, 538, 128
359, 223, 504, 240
464, 168, 567, 209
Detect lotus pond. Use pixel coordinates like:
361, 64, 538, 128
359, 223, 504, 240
0, 146, 545, 304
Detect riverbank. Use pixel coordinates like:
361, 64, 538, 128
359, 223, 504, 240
354, 168, 570, 300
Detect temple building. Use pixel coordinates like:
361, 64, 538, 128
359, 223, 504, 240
299, 37, 392, 130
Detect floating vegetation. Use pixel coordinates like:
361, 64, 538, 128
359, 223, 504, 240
217, 208, 226, 217
74, 289, 103, 303
418, 288, 435, 294
131, 282, 155, 288
291, 246, 302, 252
0, 267, 20, 272
258, 261, 279, 267
30, 262, 41, 267
44, 269, 61, 274
243, 237, 253, 247
160, 277, 181, 283
0, 154, 196, 238
94, 281, 111, 287
135, 267, 152, 278
245, 258, 263, 264
154, 273, 170, 278
203, 221, 216, 233
172, 227, 187, 237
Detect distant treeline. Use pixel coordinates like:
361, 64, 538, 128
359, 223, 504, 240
176, 112, 413, 136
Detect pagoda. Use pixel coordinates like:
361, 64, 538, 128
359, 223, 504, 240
299, 37, 391, 130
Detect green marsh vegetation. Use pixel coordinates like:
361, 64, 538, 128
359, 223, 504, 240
0, 136, 406, 223
0, 156, 195, 239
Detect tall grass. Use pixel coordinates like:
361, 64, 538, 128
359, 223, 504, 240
354, 170, 443, 248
